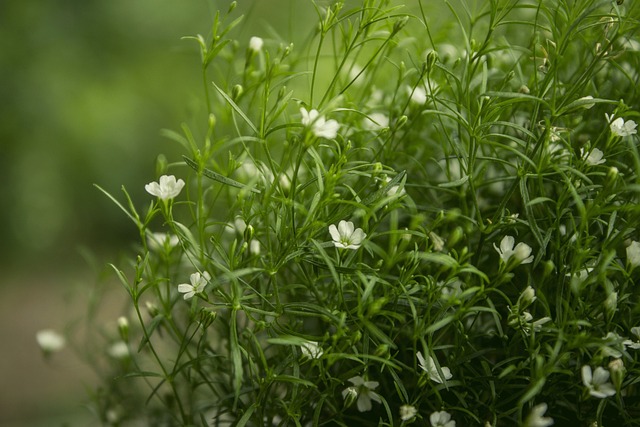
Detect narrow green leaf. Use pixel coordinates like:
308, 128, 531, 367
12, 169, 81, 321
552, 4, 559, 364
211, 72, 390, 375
212, 81, 259, 134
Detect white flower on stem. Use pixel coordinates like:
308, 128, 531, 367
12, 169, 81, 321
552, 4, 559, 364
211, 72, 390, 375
363, 112, 389, 131
107, 341, 129, 359
249, 239, 261, 256
580, 147, 606, 166
623, 327, 640, 350
177, 271, 211, 300
341, 376, 381, 412
36, 329, 65, 353
581, 365, 616, 398
300, 340, 323, 359
329, 220, 366, 250
400, 404, 418, 421
524, 403, 554, 427
407, 85, 427, 104
606, 113, 637, 137
417, 351, 452, 383
300, 107, 339, 139
626, 241, 640, 269
249, 36, 264, 52
147, 232, 180, 251
494, 235, 534, 265
430, 410, 456, 427
145, 175, 185, 200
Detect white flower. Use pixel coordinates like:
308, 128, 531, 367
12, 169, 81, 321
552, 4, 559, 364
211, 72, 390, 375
36, 329, 65, 353
341, 376, 381, 412
107, 341, 129, 359
581, 365, 616, 398
430, 410, 455, 427
329, 220, 366, 250
580, 147, 606, 165
300, 107, 339, 139
400, 404, 418, 421
300, 340, 323, 359
177, 271, 211, 300
626, 241, 640, 269
524, 403, 554, 427
408, 85, 427, 104
145, 175, 185, 200
147, 232, 180, 251
623, 327, 640, 350
249, 36, 264, 52
249, 239, 261, 256
363, 112, 389, 131
417, 351, 452, 383
494, 235, 534, 264
606, 113, 637, 137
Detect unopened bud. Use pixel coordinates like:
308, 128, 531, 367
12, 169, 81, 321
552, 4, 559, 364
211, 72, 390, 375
232, 84, 244, 100
518, 286, 537, 309
342, 387, 358, 408
117, 316, 129, 341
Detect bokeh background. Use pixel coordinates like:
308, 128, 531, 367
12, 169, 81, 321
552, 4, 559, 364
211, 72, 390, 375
0, 0, 315, 425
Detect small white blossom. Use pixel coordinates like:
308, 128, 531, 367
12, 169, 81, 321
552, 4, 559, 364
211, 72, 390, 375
107, 341, 129, 359
581, 365, 616, 398
626, 241, 640, 269
400, 404, 418, 421
329, 220, 366, 250
408, 85, 427, 104
147, 232, 180, 251
300, 340, 323, 359
494, 235, 534, 264
145, 175, 185, 200
430, 410, 456, 427
606, 113, 637, 137
177, 271, 211, 300
36, 329, 65, 353
249, 36, 264, 52
249, 239, 261, 256
429, 231, 445, 252
623, 327, 640, 350
417, 351, 452, 383
524, 403, 554, 427
363, 112, 389, 131
300, 107, 339, 139
581, 147, 606, 166
341, 376, 381, 412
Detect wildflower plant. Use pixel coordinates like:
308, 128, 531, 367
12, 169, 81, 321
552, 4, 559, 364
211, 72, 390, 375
48, 0, 640, 425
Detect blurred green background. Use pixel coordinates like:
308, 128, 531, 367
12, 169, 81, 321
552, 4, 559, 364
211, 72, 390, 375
0, 0, 316, 425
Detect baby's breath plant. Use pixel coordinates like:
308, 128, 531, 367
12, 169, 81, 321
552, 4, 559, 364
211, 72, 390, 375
49, 0, 640, 425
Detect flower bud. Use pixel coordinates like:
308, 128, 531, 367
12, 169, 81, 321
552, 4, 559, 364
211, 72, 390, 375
608, 358, 625, 390
518, 286, 537, 309
232, 84, 244, 100
342, 387, 358, 408
117, 316, 129, 341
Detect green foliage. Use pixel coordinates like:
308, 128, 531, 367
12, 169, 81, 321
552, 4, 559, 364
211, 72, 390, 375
69, 0, 640, 425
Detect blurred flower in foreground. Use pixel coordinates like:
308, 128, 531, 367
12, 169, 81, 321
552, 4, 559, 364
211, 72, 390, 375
147, 232, 180, 251
145, 175, 185, 200
626, 240, 640, 269
300, 107, 339, 139
580, 147, 606, 166
417, 351, 452, 383
300, 340, 323, 359
36, 329, 65, 355
249, 36, 263, 52
107, 341, 129, 359
581, 365, 616, 398
400, 404, 417, 421
329, 220, 366, 250
494, 235, 534, 264
178, 271, 211, 300
342, 376, 381, 412
524, 403, 554, 427
606, 113, 637, 137
430, 410, 456, 427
